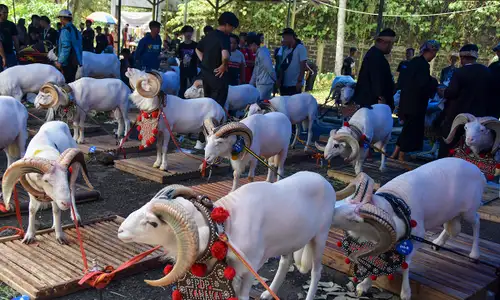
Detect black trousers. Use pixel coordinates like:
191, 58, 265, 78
198, 73, 229, 143
62, 64, 78, 83
280, 85, 300, 96
396, 113, 425, 152
179, 73, 195, 98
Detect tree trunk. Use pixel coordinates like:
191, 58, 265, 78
334, 0, 347, 76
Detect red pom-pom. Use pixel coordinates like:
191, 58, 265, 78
211, 207, 230, 223
387, 274, 394, 281
496, 163, 500, 169
449, 149, 456, 155
152, 128, 158, 135
228, 298, 238, 300
352, 277, 358, 283
151, 111, 159, 118
211, 240, 228, 260
480, 153, 486, 158
142, 112, 149, 119
401, 262, 408, 269
224, 266, 236, 280
136, 125, 141, 131
410, 220, 417, 228
343, 121, 350, 127
487, 174, 495, 181
139, 145, 145, 151
191, 263, 207, 277
370, 275, 377, 281
345, 258, 351, 264
336, 241, 342, 247
146, 139, 152, 146
172, 290, 182, 300
360, 134, 367, 142
136, 115, 142, 122
149, 137, 156, 144
0, 203, 9, 213
163, 264, 173, 275
138, 134, 143, 141
68, 166, 73, 174
263, 99, 270, 103
465, 148, 471, 155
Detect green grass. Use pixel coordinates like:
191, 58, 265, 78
0, 283, 18, 300
309, 88, 331, 105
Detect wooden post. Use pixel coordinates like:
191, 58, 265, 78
334, 0, 347, 76
215, 0, 220, 20
184, 0, 188, 25
376, 0, 385, 34
316, 41, 325, 73
290, 0, 297, 29
152, 0, 156, 21
117, 0, 122, 51
11, 0, 16, 23
286, 0, 291, 28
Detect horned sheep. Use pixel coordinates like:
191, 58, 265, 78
332, 158, 483, 300
247, 93, 318, 151
126, 67, 180, 96
2, 121, 93, 244
34, 78, 131, 144
118, 171, 336, 300
203, 112, 292, 191
315, 104, 393, 174
48, 49, 120, 79
0, 96, 28, 168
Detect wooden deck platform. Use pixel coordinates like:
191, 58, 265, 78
0, 184, 100, 218
114, 153, 231, 184
76, 134, 148, 155
323, 228, 500, 300
0, 215, 164, 300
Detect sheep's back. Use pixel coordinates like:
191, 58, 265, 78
26, 121, 75, 156
242, 112, 292, 156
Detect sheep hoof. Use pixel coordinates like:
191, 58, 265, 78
77, 139, 85, 144
432, 245, 441, 251
22, 234, 37, 244
248, 177, 254, 182
159, 165, 167, 171
56, 235, 70, 245
260, 291, 273, 300
153, 162, 161, 168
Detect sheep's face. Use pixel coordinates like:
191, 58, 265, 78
184, 81, 204, 99
118, 200, 176, 249
324, 130, 346, 160
34, 92, 56, 109
38, 165, 72, 210
247, 103, 263, 116
204, 135, 236, 164
47, 49, 58, 61
332, 200, 377, 243
125, 68, 143, 90
464, 121, 493, 151
340, 87, 354, 104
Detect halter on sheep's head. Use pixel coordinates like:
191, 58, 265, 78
202, 118, 220, 138
136, 70, 163, 98
38, 83, 61, 109
445, 113, 500, 154
143, 185, 201, 287
333, 132, 360, 162
211, 122, 253, 148
2, 148, 93, 209
335, 173, 397, 261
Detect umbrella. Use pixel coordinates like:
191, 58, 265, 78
86, 12, 118, 24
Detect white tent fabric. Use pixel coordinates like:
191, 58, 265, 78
120, 11, 152, 34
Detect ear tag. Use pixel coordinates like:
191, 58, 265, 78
89, 146, 96, 154
33, 149, 43, 156
396, 239, 413, 256
231, 136, 245, 160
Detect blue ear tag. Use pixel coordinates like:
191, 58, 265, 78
363, 142, 370, 149
89, 146, 96, 154
396, 239, 413, 256
232, 136, 245, 154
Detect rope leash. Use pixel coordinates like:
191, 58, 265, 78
243, 145, 285, 180
0, 187, 25, 237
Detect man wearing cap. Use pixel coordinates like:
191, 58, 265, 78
56, 9, 83, 83
40, 16, 58, 47
276, 28, 307, 96
391, 40, 440, 161
341, 47, 357, 77
439, 53, 459, 85
352, 28, 396, 110
437, 44, 496, 158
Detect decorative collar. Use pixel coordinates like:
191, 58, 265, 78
376, 192, 412, 240
189, 195, 222, 263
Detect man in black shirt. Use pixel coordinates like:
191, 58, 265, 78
40, 16, 58, 47
196, 11, 239, 108
341, 47, 357, 77
0, 4, 19, 70
27, 15, 41, 45
95, 26, 108, 54
177, 25, 198, 97
82, 20, 94, 52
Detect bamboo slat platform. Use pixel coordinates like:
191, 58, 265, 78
323, 228, 500, 300
0, 215, 164, 300
76, 134, 150, 155
0, 184, 100, 218
114, 153, 231, 184
191, 175, 267, 199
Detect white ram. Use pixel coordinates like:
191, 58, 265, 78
247, 93, 318, 151
2, 121, 93, 244
117, 171, 336, 300
126, 69, 226, 170
126, 67, 180, 96
34, 78, 131, 144
444, 113, 500, 161
0, 63, 65, 102
315, 104, 393, 174
48, 49, 120, 79
184, 80, 260, 112
0, 96, 28, 167
203, 112, 292, 191
333, 157, 483, 300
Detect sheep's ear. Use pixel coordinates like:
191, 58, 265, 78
330, 129, 337, 136
340, 142, 347, 147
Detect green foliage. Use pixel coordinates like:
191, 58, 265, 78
314, 72, 335, 90
0, 0, 64, 23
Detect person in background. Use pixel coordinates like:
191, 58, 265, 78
122, 24, 129, 48
341, 47, 357, 77
392, 40, 440, 161
16, 18, 27, 48
241, 32, 257, 84
352, 28, 396, 110
82, 20, 94, 52
258, 32, 264, 45
203, 25, 213, 37
177, 25, 198, 97
135, 21, 162, 71
397, 48, 415, 75
79, 23, 84, 33
437, 44, 496, 158
120, 48, 131, 88
228, 34, 245, 85
40, 16, 58, 47
440, 53, 459, 84
277, 28, 307, 96
171, 32, 181, 52
248, 33, 275, 100
0, 39, 6, 69
238, 32, 247, 49
95, 26, 107, 54
56, 22, 62, 34
27, 15, 41, 45
56, 9, 82, 83
0, 4, 19, 70
105, 27, 113, 47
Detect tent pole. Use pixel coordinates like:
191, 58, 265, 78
376, 0, 384, 34
117, 0, 122, 52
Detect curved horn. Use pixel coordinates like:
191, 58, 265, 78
315, 141, 326, 152
444, 113, 476, 144
136, 71, 163, 98
153, 184, 200, 200
58, 148, 93, 190
203, 118, 219, 138
478, 117, 500, 153
215, 122, 253, 148
335, 172, 374, 203
144, 202, 200, 287
38, 83, 60, 109
2, 158, 54, 210
333, 133, 360, 162
350, 203, 397, 262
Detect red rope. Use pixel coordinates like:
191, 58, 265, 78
0, 187, 25, 237
116, 122, 136, 159
70, 204, 89, 272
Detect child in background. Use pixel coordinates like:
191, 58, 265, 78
228, 34, 245, 85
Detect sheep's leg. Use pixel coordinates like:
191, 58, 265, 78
260, 254, 293, 299
464, 212, 481, 260
433, 216, 460, 248
231, 169, 241, 191
114, 108, 124, 138
356, 278, 373, 296
22, 197, 40, 244
235, 272, 253, 300
400, 227, 423, 300
266, 156, 275, 182
374, 139, 388, 172
69, 165, 82, 225
159, 132, 170, 171
153, 133, 163, 168
305, 118, 313, 152
276, 150, 287, 181
291, 124, 300, 149
72, 119, 79, 141
247, 157, 257, 182
52, 202, 69, 244
304, 234, 327, 300
354, 148, 368, 174
77, 114, 86, 144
